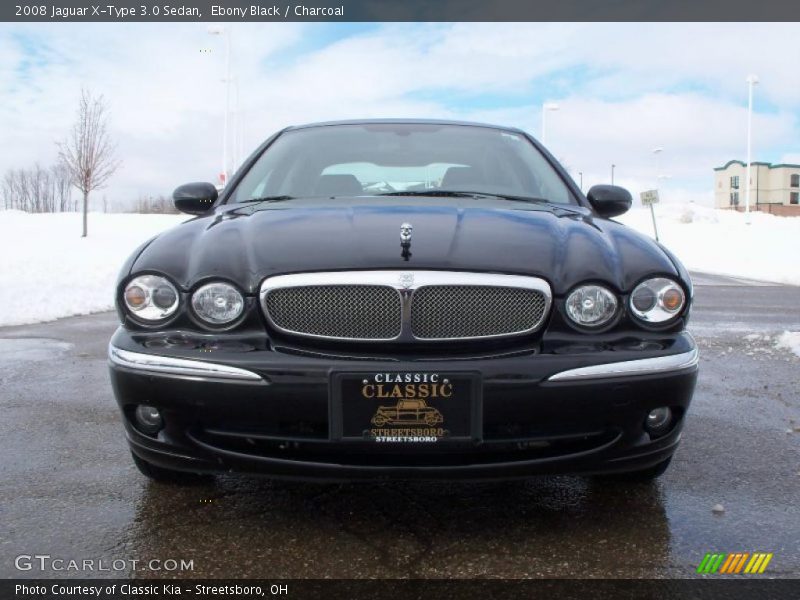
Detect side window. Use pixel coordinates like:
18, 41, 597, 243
730, 175, 740, 189
790, 192, 799, 205
790, 174, 799, 188
730, 192, 739, 206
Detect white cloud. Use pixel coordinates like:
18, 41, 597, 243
541, 93, 796, 186
0, 23, 307, 202
778, 153, 800, 165
0, 22, 798, 208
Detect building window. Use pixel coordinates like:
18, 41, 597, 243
730, 192, 739, 206
791, 192, 799, 205
791, 174, 799, 188
730, 176, 740, 189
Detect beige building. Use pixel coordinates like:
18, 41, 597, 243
714, 160, 800, 216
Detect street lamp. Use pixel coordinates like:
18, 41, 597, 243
744, 74, 759, 224
611, 164, 616, 185
208, 26, 232, 185
231, 75, 241, 172
652, 147, 663, 180
578, 171, 583, 192
541, 102, 559, 146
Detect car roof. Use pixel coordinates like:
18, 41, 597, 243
285, 118, 526, 135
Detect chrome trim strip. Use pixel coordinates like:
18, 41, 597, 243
547, 347, 699, 382
259, 270, 553, 342
108, 345, 263, 382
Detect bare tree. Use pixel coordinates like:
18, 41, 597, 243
58, 88, 121, 237
2, 170, 16, 210
51, 163, 74, 212
135, 194, 179, 214
2, 164, 74, 212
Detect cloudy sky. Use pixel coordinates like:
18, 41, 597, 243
1, 22, 798, 208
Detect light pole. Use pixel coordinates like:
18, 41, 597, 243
208, 26, 232, 185
744, 74, 759, 224
232, 75, 241, 172
541, 102, 559, 146
611, 164, 616, 185
652, 147, 663, 180
578, 171, 583, 192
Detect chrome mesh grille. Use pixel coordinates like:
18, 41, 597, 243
265, 285, 401, 339
261, 272, 551, 342
411, 285, 547, 339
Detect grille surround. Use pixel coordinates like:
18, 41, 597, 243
260, 271, 551, 342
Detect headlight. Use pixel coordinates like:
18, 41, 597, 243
565, 284, 618, 327
123, 275, 179, 321
191, 282, 244, 325
630, 277, 685, 323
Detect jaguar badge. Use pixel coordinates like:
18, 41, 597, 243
398, 272, 415, 289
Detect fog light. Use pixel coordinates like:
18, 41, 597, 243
645, 407, 672, 434
134, 404, 163, 434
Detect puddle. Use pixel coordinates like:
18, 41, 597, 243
0, 338, 74, 366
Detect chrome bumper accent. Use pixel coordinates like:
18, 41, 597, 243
547, 347, 699, 382
108, 345, 263, 382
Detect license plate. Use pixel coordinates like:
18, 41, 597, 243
331, 372, 481, 443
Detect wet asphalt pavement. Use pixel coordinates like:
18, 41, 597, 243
1, 272, 798, 579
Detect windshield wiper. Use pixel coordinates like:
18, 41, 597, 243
238, 195, 296, 204
378, 190, 479, 198
378, 190, 562, 205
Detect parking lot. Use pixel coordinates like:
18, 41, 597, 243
1, 272, 798, 578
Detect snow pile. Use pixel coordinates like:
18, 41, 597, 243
775, 332, 800, 358
617, 204, 800, 286
0, 210, 185, 327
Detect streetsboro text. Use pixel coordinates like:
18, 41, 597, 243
211, 5, 345, 18
15, 584, 282, 596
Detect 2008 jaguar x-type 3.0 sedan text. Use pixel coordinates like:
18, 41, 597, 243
109, 120, 698, 483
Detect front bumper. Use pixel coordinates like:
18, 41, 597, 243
109, 328, 698, 481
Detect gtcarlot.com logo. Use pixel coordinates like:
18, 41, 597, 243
697, 552, 773, 575
14, 554, 194, 572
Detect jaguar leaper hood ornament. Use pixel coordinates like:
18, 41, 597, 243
400, 222, 413, 261
400, 222, 413, 243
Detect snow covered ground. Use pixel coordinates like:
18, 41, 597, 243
617, 203, 800, 286
0, 210, 185, 327
0, 203, 798, 326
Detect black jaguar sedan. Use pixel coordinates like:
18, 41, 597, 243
109, 119, 698, 483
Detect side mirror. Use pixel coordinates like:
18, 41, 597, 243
586, 185, 632, 219
173, 182, 218, 215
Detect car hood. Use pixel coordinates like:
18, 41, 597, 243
131, 198, 680, 296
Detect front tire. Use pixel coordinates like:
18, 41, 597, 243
131, 452, 212, 485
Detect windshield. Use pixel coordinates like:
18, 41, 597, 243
227, 123, 577, 205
